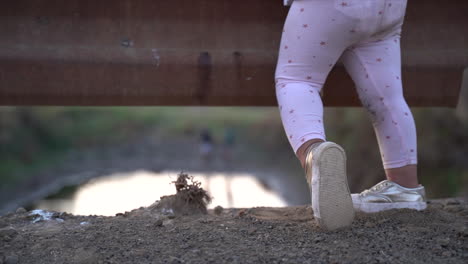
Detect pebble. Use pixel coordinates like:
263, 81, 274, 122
364, 221, 376, 228
314, 236, 324, 243
437, 238, 450, 247
198, 219, 212, 224
248, 228, 257, 235
238, 209, 247, 217
154, 219, 164, 227
458, 227, 468, 237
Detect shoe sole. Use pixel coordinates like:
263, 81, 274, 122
308, 142, 355, 230
352, 200, 427, 213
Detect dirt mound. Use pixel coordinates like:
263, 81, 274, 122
148, 172, 212, 216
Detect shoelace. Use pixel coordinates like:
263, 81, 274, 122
360, 181, 390, 196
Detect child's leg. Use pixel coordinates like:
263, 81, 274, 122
275, 1, 357, 163
275, 1, 359, 229
340, 36, 419, 187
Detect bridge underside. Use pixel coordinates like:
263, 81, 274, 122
1, 0, 466, 107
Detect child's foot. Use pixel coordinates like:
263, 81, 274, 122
351, 180, 427, 213
304, 141, 355, 230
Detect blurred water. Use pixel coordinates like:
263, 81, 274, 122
33, 170, 289, 216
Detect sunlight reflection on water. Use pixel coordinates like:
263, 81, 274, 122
34, 170, 287, 216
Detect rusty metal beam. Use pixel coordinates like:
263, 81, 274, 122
0, 0, 466, 106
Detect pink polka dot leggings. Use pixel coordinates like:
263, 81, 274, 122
275, 0, 417, 169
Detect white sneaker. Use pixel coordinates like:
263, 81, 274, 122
304, 141, 355, 230
352, 180, 427, 213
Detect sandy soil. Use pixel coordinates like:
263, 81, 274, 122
1, 197, 467, 264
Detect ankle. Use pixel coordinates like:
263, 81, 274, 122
297, 139, 324, 168
385, 164, 419, 188
387, 179, 420, 188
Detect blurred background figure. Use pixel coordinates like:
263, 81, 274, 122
221, 126, 236, 170
222, 126, 236, 207
199, 128, 215, 167
199, 128, 215, 194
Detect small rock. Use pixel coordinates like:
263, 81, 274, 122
115, 213, 124, 217
198, 219, 212, 224
364, 221, 376, 228
214, 206, 223, 215
167, 215, 176, 219
441, 251, 451, 257
15, 208, 26, 214
437, 238, 450, 247
314, 236, 324, 243
238, 209, 247, 217
180, 244, 191, 249
458, 227, 468, 237
154, 219, 164, 227
4, 255, 19, 264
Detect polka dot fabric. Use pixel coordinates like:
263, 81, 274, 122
275, 0, 416, 169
